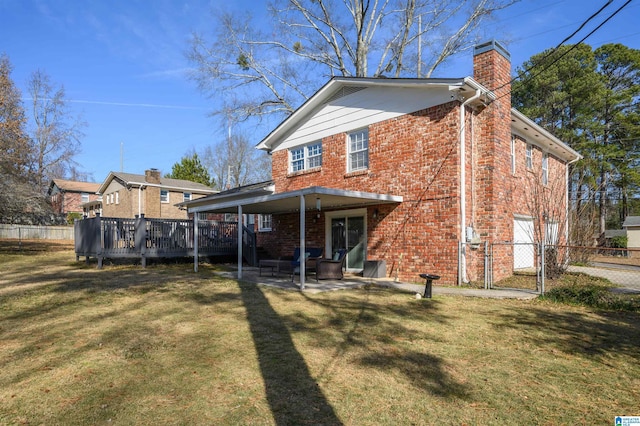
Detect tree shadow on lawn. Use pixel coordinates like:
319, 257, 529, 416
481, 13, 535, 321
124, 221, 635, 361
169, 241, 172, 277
236, 282, 469, 424
238, 281, 343, 425
493, 307, 640, 359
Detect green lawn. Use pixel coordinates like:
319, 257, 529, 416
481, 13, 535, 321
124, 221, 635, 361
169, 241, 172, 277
1, 243, 639, 425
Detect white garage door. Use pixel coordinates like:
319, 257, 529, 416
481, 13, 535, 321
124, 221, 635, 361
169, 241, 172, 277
514, 217, 534, 269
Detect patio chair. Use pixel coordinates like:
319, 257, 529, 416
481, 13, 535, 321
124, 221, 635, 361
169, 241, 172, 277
315, 249, 347, 281
289, 247, 324, 281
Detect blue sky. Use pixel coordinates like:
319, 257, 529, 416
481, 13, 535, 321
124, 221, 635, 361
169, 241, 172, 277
1, 0, 638, 184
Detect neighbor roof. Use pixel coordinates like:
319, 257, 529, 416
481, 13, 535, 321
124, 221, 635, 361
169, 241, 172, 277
48, 179, 100, 195
97, 171, 217, 195
623, 216, 640, 228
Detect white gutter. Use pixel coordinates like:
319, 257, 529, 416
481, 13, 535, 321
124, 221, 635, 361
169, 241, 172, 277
125, 181, 216, 194
460, 89, 482, 284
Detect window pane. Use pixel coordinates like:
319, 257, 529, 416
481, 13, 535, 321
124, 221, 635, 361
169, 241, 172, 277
307, 143, 322, 168
161, 190, 169, 202
349, 130, 369, 171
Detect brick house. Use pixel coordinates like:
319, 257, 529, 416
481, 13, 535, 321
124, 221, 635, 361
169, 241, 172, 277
48, 179, 101, 216
185, 41, 581, 286
98, 169, 217, 219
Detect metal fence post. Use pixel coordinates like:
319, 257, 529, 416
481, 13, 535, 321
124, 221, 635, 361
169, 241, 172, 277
484, 241, 489, 289
540, 242, 545, 295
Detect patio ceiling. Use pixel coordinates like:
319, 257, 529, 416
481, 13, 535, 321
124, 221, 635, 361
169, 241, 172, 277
186, 186, 403, 215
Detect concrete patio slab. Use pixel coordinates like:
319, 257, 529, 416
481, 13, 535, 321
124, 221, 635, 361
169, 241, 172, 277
215, 266, 540, 299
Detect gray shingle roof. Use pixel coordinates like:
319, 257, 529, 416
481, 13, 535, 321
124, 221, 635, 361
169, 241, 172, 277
110, 172, 215, 193
623, 216, 640, 228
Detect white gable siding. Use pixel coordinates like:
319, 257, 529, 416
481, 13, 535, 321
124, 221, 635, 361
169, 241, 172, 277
271, 86, 455, 153
104, 180, 125, 194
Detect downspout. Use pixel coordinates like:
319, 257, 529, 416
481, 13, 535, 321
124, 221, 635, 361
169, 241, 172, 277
138, 185, 145, 216
460, 89, 482, 284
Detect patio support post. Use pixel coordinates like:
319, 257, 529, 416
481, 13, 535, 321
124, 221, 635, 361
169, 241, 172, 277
238, 205, 243, 279
193, 213, 199, 273
299, 195, 306, 290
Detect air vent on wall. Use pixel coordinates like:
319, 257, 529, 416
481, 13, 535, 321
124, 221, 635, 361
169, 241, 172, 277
325, 86, 367, 103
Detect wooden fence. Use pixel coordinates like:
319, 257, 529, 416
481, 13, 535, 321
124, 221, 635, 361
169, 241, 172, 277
74, 215, 255, 268
0, 224, 74, 240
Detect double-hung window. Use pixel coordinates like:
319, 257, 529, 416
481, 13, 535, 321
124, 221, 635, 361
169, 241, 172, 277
258, 214, 272, 231
542, 153, 549, 185
348, 129, 369, 172
183, 192, 192, 202
290, 141, 322, 172
81, 192, 90, 203
160, 190, 169, 203
525, 144, 533, 170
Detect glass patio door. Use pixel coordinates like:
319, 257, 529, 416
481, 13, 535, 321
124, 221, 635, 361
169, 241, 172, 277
330, 215, 365, 271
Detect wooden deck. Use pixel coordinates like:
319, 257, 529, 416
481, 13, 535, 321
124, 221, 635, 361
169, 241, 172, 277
74, 216, 254, 268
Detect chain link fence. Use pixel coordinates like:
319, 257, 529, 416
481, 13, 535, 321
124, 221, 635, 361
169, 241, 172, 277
461, 241, 640, 294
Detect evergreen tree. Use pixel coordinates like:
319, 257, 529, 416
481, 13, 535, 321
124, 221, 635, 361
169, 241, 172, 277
513, 43, 640, 236
166, 153, 213, 187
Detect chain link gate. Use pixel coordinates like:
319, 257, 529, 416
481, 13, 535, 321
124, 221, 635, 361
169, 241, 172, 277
486, 241, 543, 292
457, 241, 490, 288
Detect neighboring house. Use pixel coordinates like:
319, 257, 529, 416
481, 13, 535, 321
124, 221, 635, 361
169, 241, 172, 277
98, 169, 217, 219
597, 229, 627, 247
48, 179, 101, 216
622, 216, 640, 254
82, 199, 103, 218
185, 40, 581, 285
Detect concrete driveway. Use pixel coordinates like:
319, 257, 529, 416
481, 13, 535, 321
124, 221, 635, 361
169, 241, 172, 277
568, 264, 640, 294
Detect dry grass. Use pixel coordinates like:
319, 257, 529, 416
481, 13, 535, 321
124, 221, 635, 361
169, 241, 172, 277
1, 241, 639, 425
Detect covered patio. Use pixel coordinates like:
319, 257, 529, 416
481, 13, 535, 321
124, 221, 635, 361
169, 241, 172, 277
184, 184, 403, 290
211, 264, 540, 299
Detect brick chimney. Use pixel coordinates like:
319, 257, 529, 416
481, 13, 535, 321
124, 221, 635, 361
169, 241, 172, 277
145, 168, 161, 184
473, 40, 511, 104
472, 40, 513, 246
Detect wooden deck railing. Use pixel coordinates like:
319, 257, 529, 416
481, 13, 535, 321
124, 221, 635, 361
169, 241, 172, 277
74, 215, 244, 268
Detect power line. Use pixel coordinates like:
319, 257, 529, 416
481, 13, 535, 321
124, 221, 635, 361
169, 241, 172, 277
490, 0, 633, 101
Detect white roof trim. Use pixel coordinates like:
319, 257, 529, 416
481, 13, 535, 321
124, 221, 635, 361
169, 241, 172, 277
187, 186, 403, 215
511, 109, 582, 163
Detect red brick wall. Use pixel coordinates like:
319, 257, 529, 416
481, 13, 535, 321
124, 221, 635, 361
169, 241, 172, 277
271, 101, 463, 284
51, 191, 100, 215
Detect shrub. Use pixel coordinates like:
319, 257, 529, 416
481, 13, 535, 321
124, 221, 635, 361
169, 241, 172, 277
542, 284, 640, 312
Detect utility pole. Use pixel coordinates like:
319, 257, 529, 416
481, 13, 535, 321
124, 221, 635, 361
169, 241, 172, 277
417, 15, 422, 78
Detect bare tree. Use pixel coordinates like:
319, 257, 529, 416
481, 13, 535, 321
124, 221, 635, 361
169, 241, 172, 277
0, 55, 49, 222
201, 130, 271, 191
27, 70, 85, 193
187, 0, 519, 123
